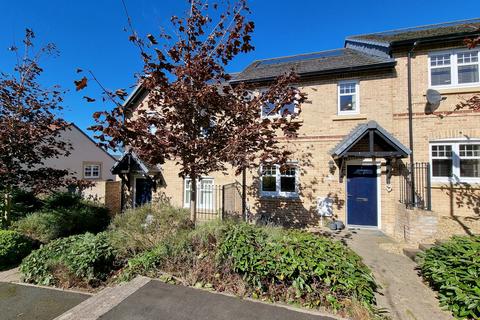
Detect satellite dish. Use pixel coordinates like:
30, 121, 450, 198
426, 89, 442, 104
425, 89, 444, 114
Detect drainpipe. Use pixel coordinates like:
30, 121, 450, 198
407, 41, 420, 207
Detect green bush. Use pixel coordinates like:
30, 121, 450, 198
43, 192, 82, 210
120, 221, 377, 315
0, 230, 34, 270
219, 224, 378, 310
13, 198, 110, 243
10, 189, 43, 222
108, 203, 192, 258
20, 232, 117, 287
418, 236, 480, 319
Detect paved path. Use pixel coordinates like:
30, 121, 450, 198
56, 277, 339, 320
0, 282, 89, 320
342, 229, 452, 320
0, 267, 21, 283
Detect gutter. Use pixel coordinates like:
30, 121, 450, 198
230, 61, 396, 85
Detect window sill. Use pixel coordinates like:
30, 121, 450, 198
259, 195, 301, 201
427, 86, 480, 95
332, 114, 367, 121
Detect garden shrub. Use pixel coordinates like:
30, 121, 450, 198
0, 230, 34, 270
42, 192, 82, 210
418, 236, 480, 319
20, 232, 117, 287
9, 189, 43, 222
13, 195, 110, 243
219, 223, 378, 311
108, 203, 192, 258
120, 221, 378, 316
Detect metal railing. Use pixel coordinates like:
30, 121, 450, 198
399, 162, 432, 210
196, 182, 243, 221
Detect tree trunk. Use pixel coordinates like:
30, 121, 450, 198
2, 188, 12, 228
190, 175, 197, 225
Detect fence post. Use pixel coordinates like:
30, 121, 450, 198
426, 162, 432, 211
242, 168, 247, 222
221, 185, 225, 221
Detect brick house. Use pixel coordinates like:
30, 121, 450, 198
117, 18, 480, 242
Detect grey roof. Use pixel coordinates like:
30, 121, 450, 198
330, 120, 411, 158
347, 18, 480, 46
232, 48, 395, 83
111, 152, 161, 175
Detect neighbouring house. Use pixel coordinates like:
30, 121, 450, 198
43, 123, 121, 213
116, 18, 480, 243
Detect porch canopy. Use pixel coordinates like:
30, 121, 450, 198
330, 120, 411, 179
111, 152, 163, 189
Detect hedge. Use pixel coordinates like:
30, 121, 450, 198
418, 236, 480, 319
0, 230, 34, 270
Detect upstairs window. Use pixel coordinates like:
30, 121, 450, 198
261, 101, 295, 118
260, 164, 298, 197
338, 81, 359, 115
430, 141, 480, 182
259, 88, 298, 119
429, 50, 480, 88
84, 164, 101, 179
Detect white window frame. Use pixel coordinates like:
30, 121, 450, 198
183, 177, 215, 209
259, 89, 299, 119
260, 163, 299, 198
83, 164, 101, 179
428, 49, 480, 89
429, 139, 480, 184
337, 80, 360, 115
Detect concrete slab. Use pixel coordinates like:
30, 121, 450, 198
0, 282, 89, 320
99, 280, 338, 320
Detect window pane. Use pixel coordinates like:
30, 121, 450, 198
458, 65, 479, 84
262, 166, 276, 176
460, 144, 480, 157
340, 95, 356, 112
261, 102, 276, 117
430, 54, 451, 67
339, 82, 356, 94
432, 159, 453, 177
432, 145, 452, 157
262, 176, 276, 192
431, 67, 451, 86
280, 103, 295, 116
184, 179, 191, 205
280, 176, 296, 192
457, 51, 478, 64
460, 159, 480, 177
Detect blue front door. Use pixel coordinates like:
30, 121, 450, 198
347, 165, 378, 227
135, 178, 152, 207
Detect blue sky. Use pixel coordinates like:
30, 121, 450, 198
0, 0, 478, 138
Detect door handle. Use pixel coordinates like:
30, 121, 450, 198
356, 197, 368, 202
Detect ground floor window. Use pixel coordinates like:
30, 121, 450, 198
184, 178, 214, 209
430, 140, 480, 182
83, 163, 101, 179
260, 163, 298, 198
